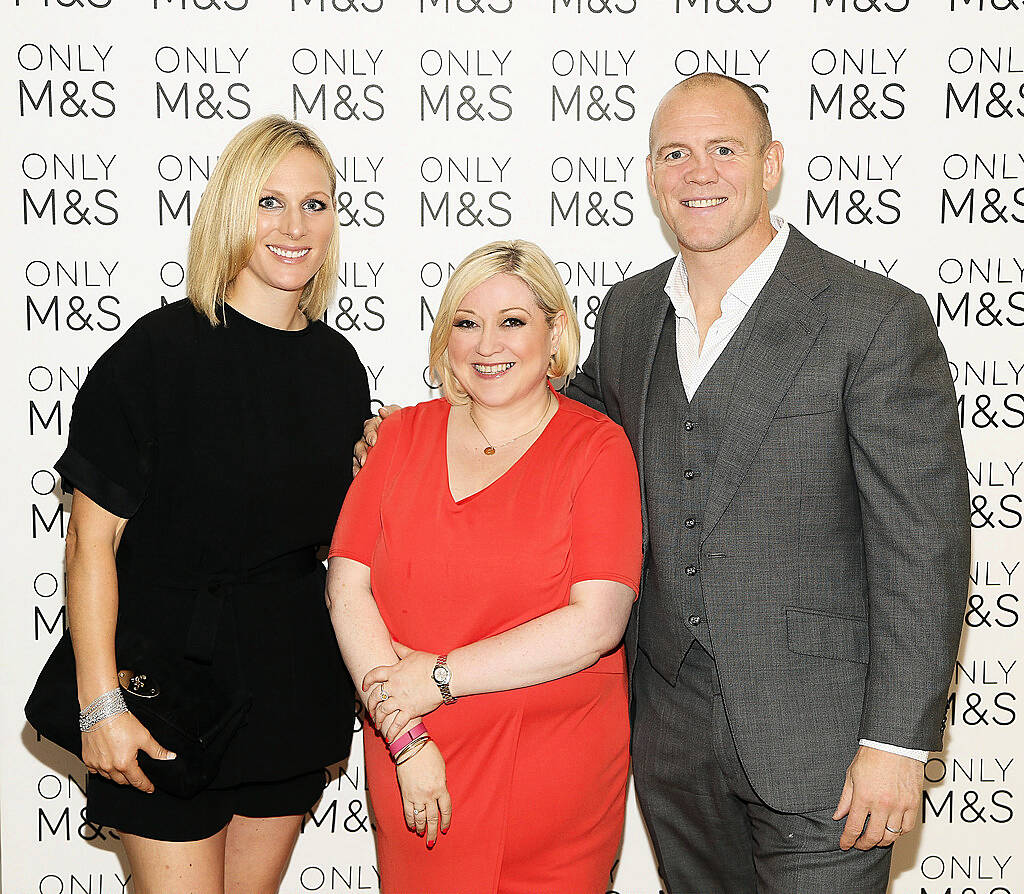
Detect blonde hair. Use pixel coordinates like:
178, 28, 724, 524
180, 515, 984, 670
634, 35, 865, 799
429, 240, 581, 405
186, 115, 339, 326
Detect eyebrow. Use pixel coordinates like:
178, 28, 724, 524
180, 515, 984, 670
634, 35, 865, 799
656, 136, 746, 155
454, 306, 533, 316
260, 187, 332, 199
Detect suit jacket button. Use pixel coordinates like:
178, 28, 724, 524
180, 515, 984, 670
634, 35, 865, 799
685, 564, 697, 575
684, 420, 695, 431
684, 469, 695, 480
684, 517, 696, 528
689, 615, 702, 626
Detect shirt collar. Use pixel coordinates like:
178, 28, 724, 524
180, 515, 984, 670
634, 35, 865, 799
665, 214, 790, 323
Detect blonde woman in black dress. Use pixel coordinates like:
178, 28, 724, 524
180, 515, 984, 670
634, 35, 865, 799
56, 117, 368, 893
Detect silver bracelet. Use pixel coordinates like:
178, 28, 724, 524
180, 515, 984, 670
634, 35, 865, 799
394, 734, 430, 765
79, 687, 128, 732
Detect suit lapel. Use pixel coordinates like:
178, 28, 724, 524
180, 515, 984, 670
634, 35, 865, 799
618, 262, 672, 540
701, 229, 828, 542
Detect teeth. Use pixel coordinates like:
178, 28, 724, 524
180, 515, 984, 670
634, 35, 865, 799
682, 198, 727, 208
267, 245, 310, 259
474, 362, 514, 374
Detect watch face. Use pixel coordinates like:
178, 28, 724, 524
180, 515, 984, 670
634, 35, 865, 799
432, 665, 451, 686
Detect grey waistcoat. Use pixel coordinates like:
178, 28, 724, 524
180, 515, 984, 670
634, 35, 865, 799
639, 303, 759, 684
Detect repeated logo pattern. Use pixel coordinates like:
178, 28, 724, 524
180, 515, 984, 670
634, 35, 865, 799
4, 3, 1020, 892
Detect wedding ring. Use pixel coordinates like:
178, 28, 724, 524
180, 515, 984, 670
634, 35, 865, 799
378, 683, 389, 702
885, 824, 902, 835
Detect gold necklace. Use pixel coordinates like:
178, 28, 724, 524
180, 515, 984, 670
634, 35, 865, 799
468, 391, 554, 456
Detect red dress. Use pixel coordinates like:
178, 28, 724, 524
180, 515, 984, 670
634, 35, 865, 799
329, 393, 642, 894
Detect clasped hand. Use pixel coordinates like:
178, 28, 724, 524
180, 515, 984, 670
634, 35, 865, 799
81, 711, 175, 793
363, 643, 443, 741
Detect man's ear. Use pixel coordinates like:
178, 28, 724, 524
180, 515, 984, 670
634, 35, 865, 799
763, 141, 784, 193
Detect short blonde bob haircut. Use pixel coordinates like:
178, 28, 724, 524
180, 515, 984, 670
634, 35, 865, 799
429, 240, 581, 405
186, 115, 339, 326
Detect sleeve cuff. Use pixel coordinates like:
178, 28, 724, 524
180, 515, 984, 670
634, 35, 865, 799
54, 447, 144, 519
859, 738, 928, 762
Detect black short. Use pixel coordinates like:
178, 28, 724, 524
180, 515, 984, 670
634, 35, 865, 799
86, 768, 326, 842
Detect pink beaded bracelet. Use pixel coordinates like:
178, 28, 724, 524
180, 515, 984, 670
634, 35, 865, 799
388, 722, 428, 759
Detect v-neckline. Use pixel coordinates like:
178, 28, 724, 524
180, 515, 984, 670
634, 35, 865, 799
444, 395, 561, 505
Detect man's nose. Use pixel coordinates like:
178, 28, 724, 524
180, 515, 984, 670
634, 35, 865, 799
685, 152, 718, 185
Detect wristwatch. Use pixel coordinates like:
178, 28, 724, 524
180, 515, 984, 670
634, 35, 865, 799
431, 654, 457, 705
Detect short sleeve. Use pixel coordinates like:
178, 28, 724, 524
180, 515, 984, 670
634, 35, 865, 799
570, 426, 643, 595
328, 410, 405, 566
55, 323, 156, 519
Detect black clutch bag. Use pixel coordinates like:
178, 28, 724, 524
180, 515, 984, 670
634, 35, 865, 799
25, 627, 250, 799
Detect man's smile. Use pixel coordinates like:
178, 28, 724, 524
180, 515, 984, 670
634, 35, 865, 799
681, 198, 727, 208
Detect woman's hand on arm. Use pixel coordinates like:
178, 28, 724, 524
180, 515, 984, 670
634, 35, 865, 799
66, 491, 174, 792
362, 644, 443, 740
363, 579, 634, 729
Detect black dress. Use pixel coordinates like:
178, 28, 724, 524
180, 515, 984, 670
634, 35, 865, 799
56, 299, 368, 797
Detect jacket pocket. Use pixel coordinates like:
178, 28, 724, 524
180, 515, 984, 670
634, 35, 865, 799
786, 606, 869, 665
774, 403, 835, 420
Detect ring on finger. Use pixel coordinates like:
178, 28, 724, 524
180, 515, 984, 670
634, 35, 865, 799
884, 824, 902, 835
378, 683, 389, 702
413, 805, 425, 814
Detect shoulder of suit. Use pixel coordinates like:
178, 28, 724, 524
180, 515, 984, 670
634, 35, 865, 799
597, 257, 674, 324
789, 229, 922, 322
609, 257, 675, 296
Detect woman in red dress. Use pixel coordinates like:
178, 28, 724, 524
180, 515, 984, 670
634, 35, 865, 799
327, 240, 642, 894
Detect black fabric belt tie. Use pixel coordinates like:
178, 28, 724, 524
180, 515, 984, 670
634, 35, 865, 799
141, 548, 321, 665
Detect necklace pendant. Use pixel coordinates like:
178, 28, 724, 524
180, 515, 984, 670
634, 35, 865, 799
483, 446, 496, 456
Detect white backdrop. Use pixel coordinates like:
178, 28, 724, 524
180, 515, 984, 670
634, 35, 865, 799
2, 2, 1021, 892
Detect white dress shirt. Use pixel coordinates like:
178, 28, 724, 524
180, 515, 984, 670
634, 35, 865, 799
663, 214, 927, 763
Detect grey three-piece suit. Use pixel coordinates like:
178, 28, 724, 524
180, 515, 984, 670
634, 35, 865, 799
567, 227, 971, 894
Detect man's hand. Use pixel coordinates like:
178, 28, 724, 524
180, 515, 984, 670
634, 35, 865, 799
352, 404, 401, 477
834, 745, 922, 850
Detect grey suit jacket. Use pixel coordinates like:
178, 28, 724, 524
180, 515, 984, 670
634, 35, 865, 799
567, 227, 971, 812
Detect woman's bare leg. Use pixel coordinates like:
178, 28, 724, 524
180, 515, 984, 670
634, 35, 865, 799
224, 813, 305, 894
121, 827, 228, 894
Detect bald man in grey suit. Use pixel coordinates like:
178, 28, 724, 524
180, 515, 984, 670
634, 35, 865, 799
566, 74, 970, 893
